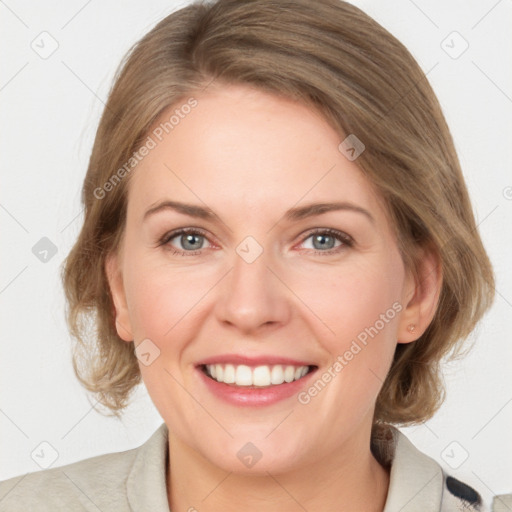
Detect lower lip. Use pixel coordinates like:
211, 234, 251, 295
197, 367, 317, 406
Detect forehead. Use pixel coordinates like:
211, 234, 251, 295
127, 84, 386, 223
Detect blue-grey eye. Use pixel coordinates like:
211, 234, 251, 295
302, 232, 342, 251
178, 233, 205, 250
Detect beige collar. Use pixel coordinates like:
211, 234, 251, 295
126, 422, 444, 512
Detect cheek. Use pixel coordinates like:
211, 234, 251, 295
293, 262, 403, 424
296, 257, 404, 345
122, 257, 215, 413
123, 255, 217, 343
293, 254, 404, 405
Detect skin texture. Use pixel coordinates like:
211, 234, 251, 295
106, 83, 441, 511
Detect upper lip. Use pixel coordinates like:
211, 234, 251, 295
196, 354, 315, 367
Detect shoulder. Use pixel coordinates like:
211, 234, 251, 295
0, 446, 137, 512
0, 423, 169, 512
373, 425, 489, 512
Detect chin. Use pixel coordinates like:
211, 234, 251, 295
197, 435, 308, 476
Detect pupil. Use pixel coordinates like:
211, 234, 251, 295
314, 234, 334, 250
183, 234, 201, 250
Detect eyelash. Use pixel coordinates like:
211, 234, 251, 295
157, 227, 354, 257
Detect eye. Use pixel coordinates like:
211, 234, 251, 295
298, 228, 353, 254
157, 227, 353, 256
158, 228, 213, 255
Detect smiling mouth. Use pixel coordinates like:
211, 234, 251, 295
200, 363, 317, 387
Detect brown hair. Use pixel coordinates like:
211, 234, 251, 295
62, 0, 494, 424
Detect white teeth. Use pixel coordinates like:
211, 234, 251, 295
284, 366, 295, 383
215, 364, 223, 382
270, 365, 285, 385
253, 366, 271, 387
204, 364, 311, 387
235, 365, 253, 386
223, 364, 235, 384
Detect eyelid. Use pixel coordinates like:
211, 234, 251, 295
295, 228, 354, 254
298, 227, 353, 245
157, 226, 215, 250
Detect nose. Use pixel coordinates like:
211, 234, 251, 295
214, 243, 292, 334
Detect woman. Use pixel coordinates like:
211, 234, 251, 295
0, 0, 496, 510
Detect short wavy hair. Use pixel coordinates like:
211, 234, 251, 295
62, 0, 494, 425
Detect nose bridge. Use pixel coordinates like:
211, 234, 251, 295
215, 235, 289, 331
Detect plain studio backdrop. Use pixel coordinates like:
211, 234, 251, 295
1, 0, 511, 508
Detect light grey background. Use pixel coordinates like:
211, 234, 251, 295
1, 0, 511, 507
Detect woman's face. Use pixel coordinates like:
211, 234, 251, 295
108, 83, 418, 474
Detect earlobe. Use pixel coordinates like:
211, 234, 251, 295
397, 246, 442, 344
105, 252, 134, 342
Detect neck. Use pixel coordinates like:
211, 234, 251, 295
166, 424, 390, 512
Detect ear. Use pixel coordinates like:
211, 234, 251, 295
397, 245, 442, 344
105, 251, 133, 342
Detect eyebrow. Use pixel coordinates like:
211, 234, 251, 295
143, 200, 374, 224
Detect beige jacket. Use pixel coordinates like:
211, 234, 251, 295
0, 422, 491, 511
